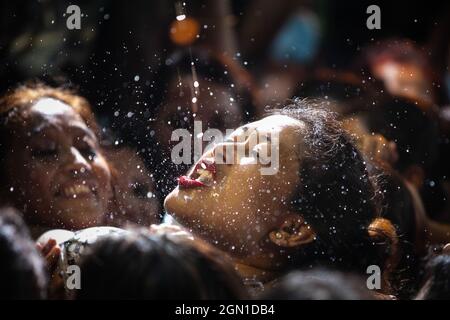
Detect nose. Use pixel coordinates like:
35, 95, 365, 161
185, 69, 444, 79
63, 147, 91, 177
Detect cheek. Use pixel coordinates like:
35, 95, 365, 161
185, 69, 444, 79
15, 158, 56, 191
92, 157, 112, 191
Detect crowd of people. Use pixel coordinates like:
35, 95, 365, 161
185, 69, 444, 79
1, 1, 450, 300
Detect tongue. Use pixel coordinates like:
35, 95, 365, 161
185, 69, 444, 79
178, 176, 205, 188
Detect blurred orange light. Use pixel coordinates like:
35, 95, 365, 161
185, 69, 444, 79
169, 17, 200, 46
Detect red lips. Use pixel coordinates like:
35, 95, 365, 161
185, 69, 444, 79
177, 158, 217, 189
178, 175, 205, 188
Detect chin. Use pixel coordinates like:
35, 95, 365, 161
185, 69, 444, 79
163, 188, 185, 215
164, 193, 197, 227
55, 206, 104, 229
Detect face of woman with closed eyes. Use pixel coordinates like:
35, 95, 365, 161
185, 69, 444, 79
164, 115, 309, 258
1, 98, 112, 230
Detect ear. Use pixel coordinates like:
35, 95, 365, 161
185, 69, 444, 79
443, 243, 450, 255
268, 214, 316, 248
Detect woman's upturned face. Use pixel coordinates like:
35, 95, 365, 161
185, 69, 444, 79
164, 115, 305, 257
3, 98, 112, 229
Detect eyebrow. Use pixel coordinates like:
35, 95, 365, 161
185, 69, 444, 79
71, 126, 97, 142
32, 122, 96, 142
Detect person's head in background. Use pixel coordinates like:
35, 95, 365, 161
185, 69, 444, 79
104, 146, 161, 226
294, 68, 438, 183
147, 47, 257, 195
76, 230, 247, 299
0, 207, 47, 299
259, 269, 374, 300
341, 111, 428, 299
357, 39, 437, 108
353, 97, 439, 198
294, 68, 384, 115
415, 249, 450, 300
0, 83, 113, 233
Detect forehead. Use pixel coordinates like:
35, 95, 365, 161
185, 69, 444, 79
27, 98, 89, 133
230, 115, 306, 157
31, 98, 73, 116
244, 114, 304, 134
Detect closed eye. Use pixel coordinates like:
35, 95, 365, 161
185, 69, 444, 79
32, 147, 58, 158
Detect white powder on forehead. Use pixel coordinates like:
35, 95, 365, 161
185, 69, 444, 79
29, 97, 90, 135
30, 98, 73, 116
248, 114, 305, 132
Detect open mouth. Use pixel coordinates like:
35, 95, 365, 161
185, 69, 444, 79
178, 158, 216, 189
55, 182, 98, 199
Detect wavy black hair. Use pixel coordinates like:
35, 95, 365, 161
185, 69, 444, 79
268, 100, 398, 290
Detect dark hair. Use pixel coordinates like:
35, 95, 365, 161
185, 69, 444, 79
0, 207, 47, 299
259, 269, 374, 300
359, 96, 439, 174
0, 82, 98, 131
415, 253, 450, 300
370, 164, 421, 298
269, 100, 398, 283
76, 231, 247, 299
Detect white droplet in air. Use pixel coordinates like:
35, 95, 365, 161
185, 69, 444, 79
146, 192, 154, 198
193, 81, 199, 88
9, 187, 14, 192
192, 97, 197, 103
176, 14, 186, 21
134, 75, 140, 82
